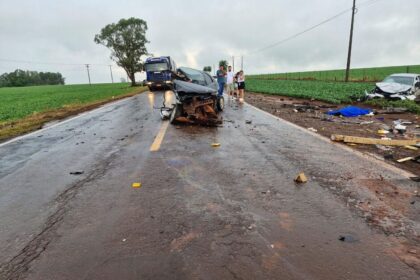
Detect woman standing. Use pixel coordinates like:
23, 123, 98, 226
237, 70, 245, 103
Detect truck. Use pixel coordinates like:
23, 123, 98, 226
144, 56, 177, 91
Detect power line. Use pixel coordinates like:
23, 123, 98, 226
242, 0, 384, 56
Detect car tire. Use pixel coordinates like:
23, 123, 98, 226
170, 104, 183, 124
148, 86, 154, 92
216, 96, 225, 112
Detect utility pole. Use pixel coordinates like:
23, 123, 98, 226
241, 56, 244, 71
109, 65, 114, 83
85, 64, 91, 85
345, 0, 356, 82
232, 56, 235, 72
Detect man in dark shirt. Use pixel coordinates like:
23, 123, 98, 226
216, 65, 226, 97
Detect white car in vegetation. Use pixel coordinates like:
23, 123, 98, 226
367, 73, 420, 101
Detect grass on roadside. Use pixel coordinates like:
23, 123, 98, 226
248, 64, 420, 82
246, 79, 374, 104
0, 83, 147, 141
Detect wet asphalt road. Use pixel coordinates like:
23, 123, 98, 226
0, 91, 418, 279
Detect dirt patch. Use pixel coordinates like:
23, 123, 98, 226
0, 88, 147, 142
246, 92, 420, 175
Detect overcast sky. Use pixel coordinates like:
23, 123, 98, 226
0, 0, 419, 84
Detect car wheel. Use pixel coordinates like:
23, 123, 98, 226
170, 104, 183, 124
148, 86, 154, 92
216, 96, 225, 112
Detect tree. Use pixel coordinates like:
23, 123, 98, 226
94, 17, 149, 86
219, 60, 228, 70
0, 69, 64, 88
203, 66, 212, 72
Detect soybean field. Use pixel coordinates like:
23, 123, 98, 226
249, 65, 420, 82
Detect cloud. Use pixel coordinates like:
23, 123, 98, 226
0, 0, 419, 84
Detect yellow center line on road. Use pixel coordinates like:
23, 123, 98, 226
150, 121, 170, 152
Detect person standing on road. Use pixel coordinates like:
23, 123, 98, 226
216, 65, 226, 97
237, 70, 245, 103
226, 66, 235, 99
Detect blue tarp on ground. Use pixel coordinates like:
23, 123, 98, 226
327, 106, 372, 117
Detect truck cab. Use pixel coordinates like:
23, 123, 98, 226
144, 56, 177, 91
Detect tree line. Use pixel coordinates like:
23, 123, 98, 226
0, 69, 65, 87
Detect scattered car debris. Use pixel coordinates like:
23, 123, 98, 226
409, 177, 420, 182
211, 143, 221, 148
69, 171, 84, 175
408, 249, 417, 255
331, 134, 418, 146
377, 107, 409, 114
404, 145, 418, 151
245, 120, 252, 124
338, 234, 359, 243
132, 182, 142, 188
396, 157, 414, 163
294, 172, 308, 184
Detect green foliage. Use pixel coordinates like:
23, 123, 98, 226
0, 83, 142, 122
246, 79, 374, 104
94, 17, 149, 86
249, 65, 420, 82
0, 69, 65, 87
219, 60, 228, 70
203, 66, 212, 72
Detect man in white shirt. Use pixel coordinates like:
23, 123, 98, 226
226, 66, 235, 98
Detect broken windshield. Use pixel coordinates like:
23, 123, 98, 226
383, 76, 414, 86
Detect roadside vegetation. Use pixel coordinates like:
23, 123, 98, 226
249, 64, 420, 82
0, 83, 147, 140
246, 79, 374, 104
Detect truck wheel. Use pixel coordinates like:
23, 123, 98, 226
170, 104, 182, 124
216, 96, 225, 112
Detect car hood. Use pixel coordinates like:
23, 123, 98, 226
376, 82, 412, 94
174, 80, 217, 94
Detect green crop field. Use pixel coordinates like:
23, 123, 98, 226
247, 79, 374, 104
249, 65, 420, 82
0, 83, 144, 123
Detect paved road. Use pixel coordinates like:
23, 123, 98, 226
0, 91, 418, 279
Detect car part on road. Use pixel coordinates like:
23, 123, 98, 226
294, 172, 308, 184
169, 80, 223, 126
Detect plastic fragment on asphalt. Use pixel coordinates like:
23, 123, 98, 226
211, 143, 221, 147
294, 173, 308, 184
69, 171, 84, 175
132, 182, 142, 188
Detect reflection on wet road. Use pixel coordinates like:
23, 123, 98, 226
0, 91, 418, 280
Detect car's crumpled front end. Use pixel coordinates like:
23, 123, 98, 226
366, 81, 416, 101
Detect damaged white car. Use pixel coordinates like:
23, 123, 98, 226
366, 73, 420, 101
